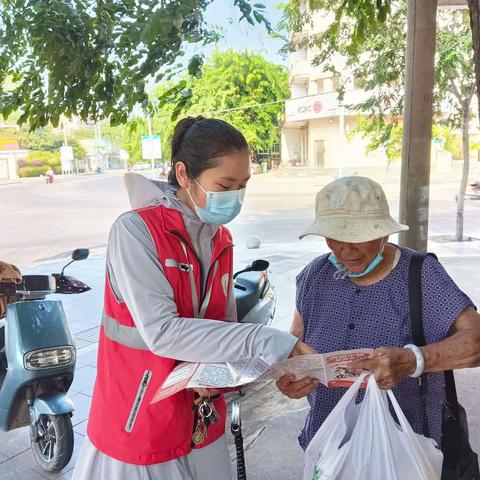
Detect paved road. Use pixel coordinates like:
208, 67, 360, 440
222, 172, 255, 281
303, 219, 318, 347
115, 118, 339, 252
1, 167, 480, 268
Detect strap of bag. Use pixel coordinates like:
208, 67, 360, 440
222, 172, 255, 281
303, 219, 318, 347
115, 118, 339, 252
408, 252, 460, 423
409, 253, 428, 348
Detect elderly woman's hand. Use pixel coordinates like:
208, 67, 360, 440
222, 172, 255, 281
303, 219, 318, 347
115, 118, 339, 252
276, 375, 320, 399
349, 347, 416, 390
276, 340, 319, 399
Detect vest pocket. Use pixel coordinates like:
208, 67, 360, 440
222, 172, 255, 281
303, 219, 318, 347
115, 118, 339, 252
125, 370, 152, 433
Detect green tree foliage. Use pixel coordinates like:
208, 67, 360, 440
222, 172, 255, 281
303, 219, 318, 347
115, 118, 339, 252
283, 2, 475, 239
103, 121, 146, 165
16, 126, 87, 159
432, 124, 462, 161
281, 0, 480, 139
466, 0, 480, 125
435, 13, 475, 129
70, 139, 87, 160
158, 50, 289, 152
281, 1, 406, 161
280, 0, 393, 60
0, 0, 271, 130
435, 12, 476, 240
351, 116, 402, 167
19, 151, 60, 177
17, 128, 64, 151
116, 49, 289, 164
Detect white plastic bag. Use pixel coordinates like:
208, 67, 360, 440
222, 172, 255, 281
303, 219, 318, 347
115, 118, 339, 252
303, 373, 443, 480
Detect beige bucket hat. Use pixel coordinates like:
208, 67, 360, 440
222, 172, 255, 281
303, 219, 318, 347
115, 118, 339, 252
300, 176, 409, 243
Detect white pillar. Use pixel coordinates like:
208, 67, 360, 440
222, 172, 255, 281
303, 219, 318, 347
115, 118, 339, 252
147, 116, 155, 178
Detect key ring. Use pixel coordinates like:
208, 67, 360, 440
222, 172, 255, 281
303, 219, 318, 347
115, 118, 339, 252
199, 401, 213, 419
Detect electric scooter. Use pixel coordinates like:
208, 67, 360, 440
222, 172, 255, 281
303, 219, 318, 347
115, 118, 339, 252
230, 259, 276, 480
0, 249, 90, 472
231, 401, 246, 480
235, 259, 276, 326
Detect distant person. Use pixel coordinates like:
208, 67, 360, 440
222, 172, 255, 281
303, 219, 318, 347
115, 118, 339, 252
45, 168, 54, 184
72, 116, 314, 480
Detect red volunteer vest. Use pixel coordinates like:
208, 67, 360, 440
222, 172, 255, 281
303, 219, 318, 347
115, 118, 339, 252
87, 204, 233, 465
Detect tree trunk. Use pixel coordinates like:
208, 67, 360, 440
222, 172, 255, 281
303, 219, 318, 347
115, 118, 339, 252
456, 104, 471, 241
467, 0, 480, 124
399, 0, 437, 251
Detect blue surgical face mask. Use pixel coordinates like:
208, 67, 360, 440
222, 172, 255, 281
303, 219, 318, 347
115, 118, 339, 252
328, 243, 385, 280
187, 180, 246, 225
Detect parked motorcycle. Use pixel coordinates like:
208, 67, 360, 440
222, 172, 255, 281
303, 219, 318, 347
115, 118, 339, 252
234, 259, 276, 326
230, 258, 275, 480
0, 249, 90, 472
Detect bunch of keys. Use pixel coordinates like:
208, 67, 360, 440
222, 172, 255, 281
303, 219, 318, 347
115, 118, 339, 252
192, 398, 220, 445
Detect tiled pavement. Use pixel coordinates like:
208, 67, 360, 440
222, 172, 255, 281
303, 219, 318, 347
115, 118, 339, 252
1, 237, 480, 478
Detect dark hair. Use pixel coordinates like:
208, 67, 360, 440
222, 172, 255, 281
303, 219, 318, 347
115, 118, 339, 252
168, 116, 249, 186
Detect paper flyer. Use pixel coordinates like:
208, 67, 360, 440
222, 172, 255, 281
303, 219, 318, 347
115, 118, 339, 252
151, 348, 373, 403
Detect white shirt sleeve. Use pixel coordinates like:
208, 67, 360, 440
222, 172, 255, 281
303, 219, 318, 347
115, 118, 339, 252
106, 212, 297, 364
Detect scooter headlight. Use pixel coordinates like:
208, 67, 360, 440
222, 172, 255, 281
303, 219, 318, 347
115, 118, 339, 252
24, 346, 75, 370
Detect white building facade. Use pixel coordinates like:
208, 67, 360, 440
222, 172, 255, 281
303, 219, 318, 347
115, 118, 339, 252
0, 152, 21, 180
281, 10, 385, 171
0, 131, 24, 180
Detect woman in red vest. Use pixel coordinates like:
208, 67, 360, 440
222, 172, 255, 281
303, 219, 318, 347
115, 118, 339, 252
72, 116, 314, 480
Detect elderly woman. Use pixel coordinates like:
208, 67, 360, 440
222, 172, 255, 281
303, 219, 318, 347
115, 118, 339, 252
277, 176, 480, 456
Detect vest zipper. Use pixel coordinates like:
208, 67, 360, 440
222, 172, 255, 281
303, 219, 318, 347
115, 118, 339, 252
170, 230, 232, 446
170, 230, 203, 282
171, 230, 232, 304
125, 370, 152, 433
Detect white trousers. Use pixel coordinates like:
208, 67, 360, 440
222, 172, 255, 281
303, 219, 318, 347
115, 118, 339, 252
71, 435, 232, 480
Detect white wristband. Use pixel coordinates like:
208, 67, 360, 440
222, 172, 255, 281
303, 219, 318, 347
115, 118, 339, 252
403, 344, 425, 378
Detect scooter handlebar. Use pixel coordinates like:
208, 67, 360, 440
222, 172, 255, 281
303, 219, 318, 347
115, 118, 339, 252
0, 282, 19, 296
52, 274, 91, 294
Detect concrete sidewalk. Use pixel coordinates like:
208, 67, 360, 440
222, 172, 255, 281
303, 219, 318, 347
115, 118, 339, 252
1, 237, 480, 479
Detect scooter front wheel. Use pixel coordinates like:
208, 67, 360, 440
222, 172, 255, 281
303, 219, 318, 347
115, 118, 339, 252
31, 413, 74, 472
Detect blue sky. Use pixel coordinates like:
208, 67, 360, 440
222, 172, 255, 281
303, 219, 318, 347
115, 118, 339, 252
201, 0, 288, 66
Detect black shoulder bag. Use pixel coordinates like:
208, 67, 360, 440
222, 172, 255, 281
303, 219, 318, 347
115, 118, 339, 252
409, 252, 480, 480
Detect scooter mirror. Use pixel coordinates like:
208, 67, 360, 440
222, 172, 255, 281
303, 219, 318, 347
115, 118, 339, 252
72, 249, 89, 261
233, 259, 269, 280
59, 249, 90, 277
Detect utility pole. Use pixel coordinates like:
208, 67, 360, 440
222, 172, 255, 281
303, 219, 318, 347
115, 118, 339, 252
399, 0, 438, 251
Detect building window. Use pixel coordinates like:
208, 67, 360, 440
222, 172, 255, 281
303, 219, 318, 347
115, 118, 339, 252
316, 79, 324, 93
292, 83, 308, 98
